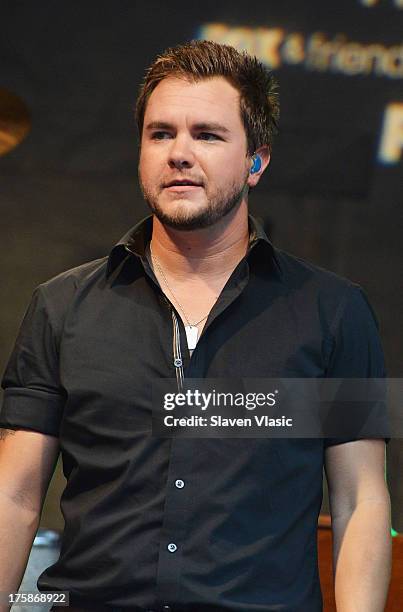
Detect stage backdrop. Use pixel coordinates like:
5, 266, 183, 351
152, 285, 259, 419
1, 0, 402, 529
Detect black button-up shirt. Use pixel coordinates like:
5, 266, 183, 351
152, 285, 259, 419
0, 215, 387, 611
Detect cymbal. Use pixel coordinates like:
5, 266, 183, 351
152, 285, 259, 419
0, 87, 31, 156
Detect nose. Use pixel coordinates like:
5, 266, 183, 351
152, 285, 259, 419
167, 134, 195, 170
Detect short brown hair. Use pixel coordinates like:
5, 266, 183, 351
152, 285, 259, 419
135, 39, 279, 155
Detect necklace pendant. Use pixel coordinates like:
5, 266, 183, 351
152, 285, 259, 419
185, 325, 198, 350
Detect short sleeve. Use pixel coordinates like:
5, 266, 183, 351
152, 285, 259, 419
324, 285, 389, 448
0, 286, 65, 436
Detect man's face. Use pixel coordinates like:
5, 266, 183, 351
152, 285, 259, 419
138, 75, 251, 231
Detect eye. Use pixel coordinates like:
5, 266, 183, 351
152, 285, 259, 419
151, 131, 172, 140
198, 132, 221, 141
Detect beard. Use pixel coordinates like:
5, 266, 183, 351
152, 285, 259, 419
140, 174, 249, 231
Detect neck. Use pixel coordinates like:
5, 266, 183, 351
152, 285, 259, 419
150, 200, 250, 281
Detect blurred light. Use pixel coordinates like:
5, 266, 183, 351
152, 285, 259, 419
0, 88, 31, 157
378, 103, 403, 165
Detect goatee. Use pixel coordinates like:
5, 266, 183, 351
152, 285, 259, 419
140, 180, 249, 231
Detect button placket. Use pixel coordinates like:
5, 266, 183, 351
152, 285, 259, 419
155, 440, 194, 606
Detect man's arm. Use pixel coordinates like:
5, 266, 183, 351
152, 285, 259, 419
324, 438, 392, 612
0, 428, 60, 611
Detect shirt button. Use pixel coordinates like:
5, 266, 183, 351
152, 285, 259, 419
167, 542, 177, 553
173, 358, 182, 367
175, 479, 185, 488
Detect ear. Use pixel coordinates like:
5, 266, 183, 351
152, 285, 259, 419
246, 145, 271, 188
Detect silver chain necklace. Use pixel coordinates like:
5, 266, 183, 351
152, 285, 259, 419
149, 243, 213, 350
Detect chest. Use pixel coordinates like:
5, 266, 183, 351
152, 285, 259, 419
56, 276, 326, 465
59, 274, 325, 395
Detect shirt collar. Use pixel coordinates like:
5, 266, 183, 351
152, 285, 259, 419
106, 214, 283, 279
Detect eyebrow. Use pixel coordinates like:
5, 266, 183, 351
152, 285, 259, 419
145, 121, 230, 134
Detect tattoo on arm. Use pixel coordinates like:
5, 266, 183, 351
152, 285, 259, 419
0, 428, 16, 441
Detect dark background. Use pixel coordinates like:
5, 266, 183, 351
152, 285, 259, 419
1, 1, 402, 529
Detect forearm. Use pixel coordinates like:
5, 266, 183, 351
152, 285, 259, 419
0, 492, 40, 612
332, 497, 392, 612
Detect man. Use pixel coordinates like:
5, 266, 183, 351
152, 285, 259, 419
0, 40, 391, 611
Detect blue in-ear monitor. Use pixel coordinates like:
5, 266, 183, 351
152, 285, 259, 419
250, 155, 262, 174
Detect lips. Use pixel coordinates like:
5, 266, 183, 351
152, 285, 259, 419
164, 179, 203, 188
